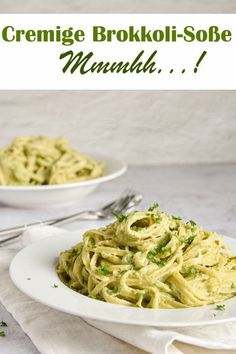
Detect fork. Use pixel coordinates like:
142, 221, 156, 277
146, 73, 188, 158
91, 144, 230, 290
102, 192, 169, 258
0, 190, 143, 245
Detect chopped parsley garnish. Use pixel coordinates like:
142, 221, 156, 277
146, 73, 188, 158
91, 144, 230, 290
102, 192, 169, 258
96, 263, 109, 276
154, 215, 162, 224
147, 244, 168, 267
147, 238, 170, 261
89, 294, 104, 301
183, 266, 200, 276
149, 246, 164, 256
155, 259, 167, 267
147, 253, 166, 267
183, 235, 195, 245
215, 304, 225, 311
147, 250, 158, 261
0, 322, 7, 327
172, 216, 182, 221
187, 220, 197, 227
0, 331, 5, 337
112, 211, 127, 222
148, 202, 159, 212
52, 284, 58, 288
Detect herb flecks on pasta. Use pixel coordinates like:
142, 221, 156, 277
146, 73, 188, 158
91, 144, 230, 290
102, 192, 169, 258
0, 136, 104, 185
57, 207, 236, 309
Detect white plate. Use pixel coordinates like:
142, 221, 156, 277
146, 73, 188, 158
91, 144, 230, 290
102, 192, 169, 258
9, 227, 236, 328
0, 153, 126, 208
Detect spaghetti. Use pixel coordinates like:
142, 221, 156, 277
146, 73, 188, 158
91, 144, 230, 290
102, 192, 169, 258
57, 205, 236, 308
0, 136, 104, 185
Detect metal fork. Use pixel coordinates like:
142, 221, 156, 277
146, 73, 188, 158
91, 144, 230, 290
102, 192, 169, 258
0, 190, 143, 245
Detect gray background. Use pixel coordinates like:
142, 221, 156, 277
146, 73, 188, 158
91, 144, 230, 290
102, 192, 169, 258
0, 0, 235, 165
0, 91, 235, 165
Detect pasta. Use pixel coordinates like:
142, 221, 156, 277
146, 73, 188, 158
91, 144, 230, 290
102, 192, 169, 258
57, 204, 236, 309
0, 136, 104, 185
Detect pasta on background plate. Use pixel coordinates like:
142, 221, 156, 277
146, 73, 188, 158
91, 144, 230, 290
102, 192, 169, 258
57, 204, 236, 309
0, 136, 104, 186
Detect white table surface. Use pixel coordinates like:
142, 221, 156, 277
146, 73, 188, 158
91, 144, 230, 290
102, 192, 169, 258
0, 164, 236, 354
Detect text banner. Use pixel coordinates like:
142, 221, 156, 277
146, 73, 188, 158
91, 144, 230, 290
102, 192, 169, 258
0, 14, 235, 89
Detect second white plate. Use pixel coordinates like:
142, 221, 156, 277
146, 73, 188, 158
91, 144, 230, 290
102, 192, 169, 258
0, 153, 126, 208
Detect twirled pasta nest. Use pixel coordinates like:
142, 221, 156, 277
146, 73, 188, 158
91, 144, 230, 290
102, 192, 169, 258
57, 204, 236, 308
